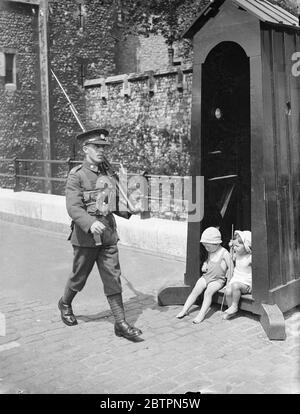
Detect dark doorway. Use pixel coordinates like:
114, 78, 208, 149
201, 41, 251, 245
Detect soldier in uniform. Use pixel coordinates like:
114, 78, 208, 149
58, 128, 143, 341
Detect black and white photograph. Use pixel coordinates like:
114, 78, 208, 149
0, 0, 300, 400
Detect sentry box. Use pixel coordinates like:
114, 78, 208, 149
158, 0, 300, 340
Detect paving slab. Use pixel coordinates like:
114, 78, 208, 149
0, 219, 299, 394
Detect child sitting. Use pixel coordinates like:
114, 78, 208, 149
222, 230, 252, 320
176, 227, 233, 324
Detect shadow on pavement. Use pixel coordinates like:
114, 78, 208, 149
75, 273, 170, 328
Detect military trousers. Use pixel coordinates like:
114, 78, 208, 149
65, 244, 122, 296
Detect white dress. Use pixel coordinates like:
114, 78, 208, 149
229, 254, 252, 288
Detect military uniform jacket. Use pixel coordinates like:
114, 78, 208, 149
66, 160, 130, 247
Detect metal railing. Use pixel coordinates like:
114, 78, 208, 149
0, 157, 83, 192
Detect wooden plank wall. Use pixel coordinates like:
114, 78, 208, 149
261, 23, 300, 290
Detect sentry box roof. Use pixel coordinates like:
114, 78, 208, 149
183, 0, 299, 39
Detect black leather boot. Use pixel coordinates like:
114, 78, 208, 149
58, 297, 78, 326
114, 320, 141, 340
107, 293, 142, 339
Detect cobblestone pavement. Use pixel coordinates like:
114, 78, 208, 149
0, 220, 300, 394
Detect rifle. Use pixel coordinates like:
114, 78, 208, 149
51, 69, 85, 132
51, 69, 138, 214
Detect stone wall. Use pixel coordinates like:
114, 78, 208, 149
84, 66, 193, 176
0, 1, 42, 164
115, 34, 170, 74
47, 0, 194, 170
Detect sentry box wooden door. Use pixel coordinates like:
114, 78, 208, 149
201, 41, 251, 245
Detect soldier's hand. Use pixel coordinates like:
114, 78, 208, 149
90, 221, 106, 235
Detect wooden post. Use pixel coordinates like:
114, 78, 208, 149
183, 58, 202, 288
38, 0, 52, 194
13, 157, 21, 192
249, 54, 270, 306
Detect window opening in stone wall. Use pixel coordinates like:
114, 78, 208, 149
80, 63, 86, 87
5, 53, 15, 84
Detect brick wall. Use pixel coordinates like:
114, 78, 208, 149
0, 1, 42, 161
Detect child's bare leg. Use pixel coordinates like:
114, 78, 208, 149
193, 281, 223, 324
225, 284, 233, 307
176, 278, 206, 318
223, 282, 246, 319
